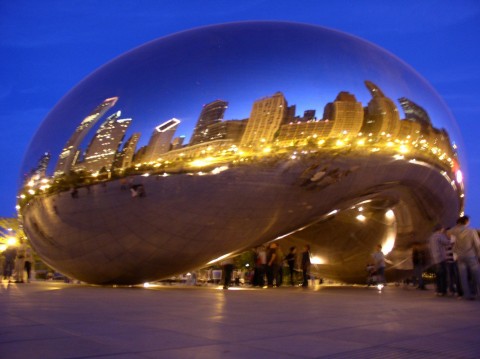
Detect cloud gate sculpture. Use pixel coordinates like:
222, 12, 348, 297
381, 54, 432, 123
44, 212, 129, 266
19, 22, 465, 285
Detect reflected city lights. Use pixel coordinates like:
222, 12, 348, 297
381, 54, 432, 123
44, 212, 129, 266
456, 169, 463, 184
356, 214, 366, 222
311, 255, 327, 265
385, 209, 395, 221
382, 233, 396, 255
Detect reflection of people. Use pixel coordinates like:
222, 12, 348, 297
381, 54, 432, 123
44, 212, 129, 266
366, 262, 376, 286
372, 244, 386, 285
70, 187, 79, 198
449, 216, 480, 300
285, 246, 296, 286
130, 184, 146, 197
411, 242, 427, 290
301, 245, 311, 287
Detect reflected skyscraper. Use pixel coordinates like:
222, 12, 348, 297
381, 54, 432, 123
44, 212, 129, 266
190, 100, 228, 146
171, 136, 185, 150
79, 111, 132, 173
143, 118, 180, 162
205, 119, 247, 142
32, 152, 51, 178
397, 119, 422, 141
113, 132, 140, 171
241, 92, 287, 148
361, 81, 400, 137
303, 110, 316, 122
54, 97, 118, 176
398, 97, 432, 132
324, 92, 364, 138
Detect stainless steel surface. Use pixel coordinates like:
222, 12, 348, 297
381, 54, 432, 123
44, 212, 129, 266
19, 22, 464, 284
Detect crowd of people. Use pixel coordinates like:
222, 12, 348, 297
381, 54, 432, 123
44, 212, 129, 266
221, 243, 313, 289
371, 214, 480, 300
219, 215, 480, 300
4, 214, 480, 299
426, 215, 480, 300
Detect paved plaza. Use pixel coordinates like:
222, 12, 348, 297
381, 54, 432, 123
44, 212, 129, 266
1, 281, 480, 358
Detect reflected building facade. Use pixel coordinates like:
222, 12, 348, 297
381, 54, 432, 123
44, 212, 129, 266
143, 118, 180, 163
113, 132, 141, 171
361, 81, 400, 138
189, 100, 228, 146
324, 92, 364, 138
171, 136, 185, 150
54, 97, 118, 176
78, 111, 132, 173
241, 92, 287, 148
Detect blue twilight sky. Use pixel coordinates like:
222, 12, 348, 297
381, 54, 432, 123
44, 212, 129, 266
1, 1, 479, 225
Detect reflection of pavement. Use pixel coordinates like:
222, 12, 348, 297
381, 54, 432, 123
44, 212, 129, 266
22, 152, 461, 285
1, 281, 480, 358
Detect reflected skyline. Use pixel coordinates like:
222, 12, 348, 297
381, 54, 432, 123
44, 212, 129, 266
21, 22, 465, 185
22, 79, 459, 195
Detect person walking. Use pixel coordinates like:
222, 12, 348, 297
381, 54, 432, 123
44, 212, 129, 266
24, 245, 34, 283
449, 215, 480, 300
301, 245, 311, 287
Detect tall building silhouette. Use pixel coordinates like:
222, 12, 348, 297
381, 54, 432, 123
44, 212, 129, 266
241, 92, 287, 148
398, 97, 432, 134
303, 110, 316, 122
80, 111, 132, 173
189, 100, 228, 146
361, 81, 400, 137
133, 146, 148, 164
323, 92, 363, 137
144, 118, 180, 162
171, 136, 186, 150
31, 152, 51, 178
284, 105, 296, 123
113, 132, 140, 171
54, 97, 118, 176
205, 119, 247, 142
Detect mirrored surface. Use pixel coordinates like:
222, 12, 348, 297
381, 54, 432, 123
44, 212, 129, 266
19, 22, 465, 284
